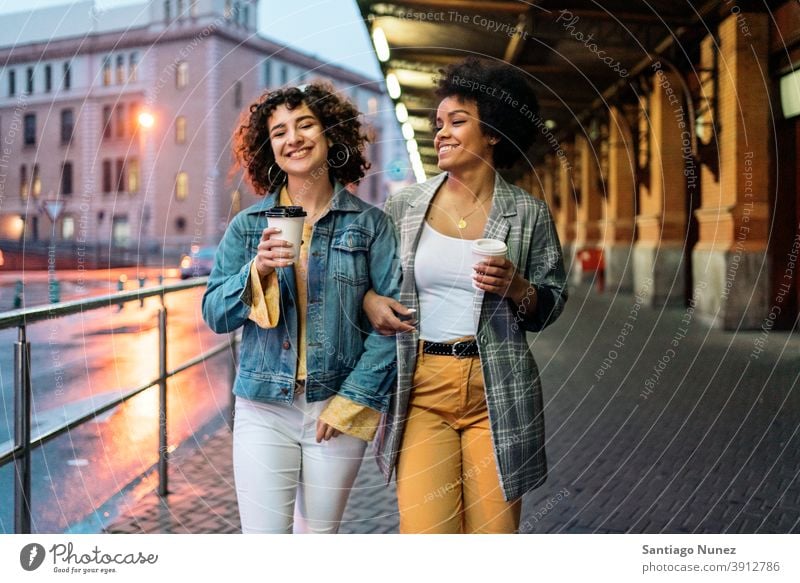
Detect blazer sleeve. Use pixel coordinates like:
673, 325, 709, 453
520, 200, 568, 332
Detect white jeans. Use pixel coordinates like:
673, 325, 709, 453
232, 394, 366, 534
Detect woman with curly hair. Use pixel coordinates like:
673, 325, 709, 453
202, 82, 399, 534
365, 58, 568, 533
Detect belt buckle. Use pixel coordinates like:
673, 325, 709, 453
451, 340, 471, 358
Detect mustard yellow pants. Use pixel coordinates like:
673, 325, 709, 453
396, 344, 521, 533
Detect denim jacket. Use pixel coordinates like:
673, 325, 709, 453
201, 183, 400, 412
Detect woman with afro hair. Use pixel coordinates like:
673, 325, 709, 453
202, 81, 400, 533
365, 58, 568, 533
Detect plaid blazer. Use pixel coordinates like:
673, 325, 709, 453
374, 171, 568, 500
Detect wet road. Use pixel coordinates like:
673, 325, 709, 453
0, 284, 234, 533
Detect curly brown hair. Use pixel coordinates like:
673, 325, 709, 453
231, 81, 371, 195
433, 57, 539, 169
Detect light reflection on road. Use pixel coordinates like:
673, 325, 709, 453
0, 286, 233, 533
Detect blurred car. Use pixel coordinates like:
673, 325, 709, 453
180, 245, 217, 279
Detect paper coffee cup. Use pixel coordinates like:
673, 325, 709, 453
471, 239, 507, 290
471, 238, 507, 263
265, 206, 307, 261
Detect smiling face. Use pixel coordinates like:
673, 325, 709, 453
434, 96, 496, 173
267, 102, 329, 179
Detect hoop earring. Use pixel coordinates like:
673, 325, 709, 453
267, 162, 286, 185
326, 143, 351, 169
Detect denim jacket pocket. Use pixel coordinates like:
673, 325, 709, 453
331, 226, 371, 287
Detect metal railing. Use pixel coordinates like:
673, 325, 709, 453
0, 277, 237, 534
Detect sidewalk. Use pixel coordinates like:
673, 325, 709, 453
104, 283, 800, 534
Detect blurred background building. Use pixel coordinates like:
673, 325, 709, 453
0, 0, 409, 267
356, 0, 800, 331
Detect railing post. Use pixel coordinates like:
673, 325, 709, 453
14, 325, 32, 534
157, 305, 169, 497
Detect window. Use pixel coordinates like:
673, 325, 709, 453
175, 216, 187, 232
115, 104, 126, 138
116, 54, 125, 84
26, 67, 33, 94
31, 164, 41, 198
263, 60, 272, 87
242, 5, 249, 26
129, 52, 138, 82
102, 105, 112, 140
44, 64, 52, 92
234, 81, 242, 108
116, 158, 126, 193
128, 158, 139, 193
102, 57, 111, 86
102, 159, 112, 193
63, 61, 71, 90
20, 164, 28, 199
175, 171, 188, 200
224, 0, 232, 19
8, 69, 15, 96
177, 0, 184, 18
175, 116, 186, 143
280, 65, 288, 86
62, 215, 75, 240
23, 113, 36, 146
164, 0, 171, 21
112, 215, 129, 246
190, 0, 198, 17
176, 61, 188, 89
60, 108, 74, 144
61, 162, 73, 196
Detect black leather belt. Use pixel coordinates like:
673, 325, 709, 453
422, 339, 479, 358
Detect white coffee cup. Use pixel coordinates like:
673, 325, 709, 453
471, 238, 508, 289
265, 206, 307, 261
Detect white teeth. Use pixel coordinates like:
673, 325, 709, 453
287, 148, 311, 159
439, 145, 456, 153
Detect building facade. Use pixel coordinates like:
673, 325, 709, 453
0, 0, 406, 263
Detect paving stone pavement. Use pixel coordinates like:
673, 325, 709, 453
105, 283, 800, 534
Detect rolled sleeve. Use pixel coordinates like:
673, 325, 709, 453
318, 395, 382, 442
247, 262, 281, 329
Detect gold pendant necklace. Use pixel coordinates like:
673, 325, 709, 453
457, 194, 490, 229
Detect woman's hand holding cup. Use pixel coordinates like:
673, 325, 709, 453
254, 227, 295, 280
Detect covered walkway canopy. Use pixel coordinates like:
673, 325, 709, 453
356, 0, 754, 176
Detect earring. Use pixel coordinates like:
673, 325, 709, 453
327, 143, 351, 169
267, 162, 286, 185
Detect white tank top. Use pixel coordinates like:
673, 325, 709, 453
414, 222, 477, 342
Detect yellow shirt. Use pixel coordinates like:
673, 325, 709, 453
246, 187, 382, 441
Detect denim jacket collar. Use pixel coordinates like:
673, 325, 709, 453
244, 181, 360, 216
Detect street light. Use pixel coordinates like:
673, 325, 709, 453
372, 26, 390, 62
138, 111, 155, 129
386, 73, 401, 99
